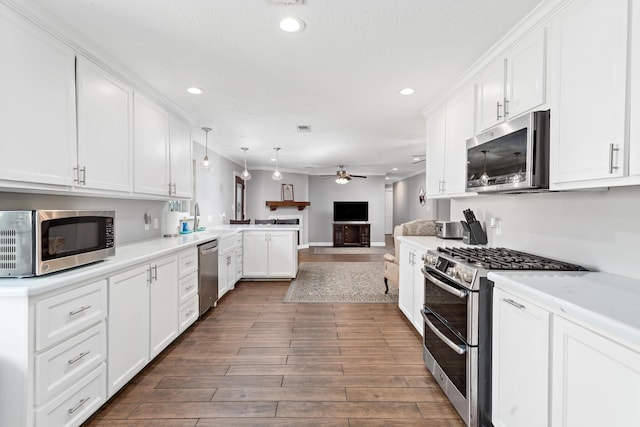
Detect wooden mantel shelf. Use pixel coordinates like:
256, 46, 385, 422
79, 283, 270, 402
265, 201, 310, 211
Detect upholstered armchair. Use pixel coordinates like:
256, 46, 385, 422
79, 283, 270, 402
384, 219, 437, 293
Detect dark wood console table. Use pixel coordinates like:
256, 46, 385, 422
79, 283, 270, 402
333, 223, 370, 247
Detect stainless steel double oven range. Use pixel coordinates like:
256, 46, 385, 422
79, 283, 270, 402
421, 247, 586, 427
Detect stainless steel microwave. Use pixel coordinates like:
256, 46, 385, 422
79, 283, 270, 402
466, 110, 550, 193
0, 209, 115, 277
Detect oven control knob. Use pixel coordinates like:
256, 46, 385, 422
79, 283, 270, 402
461, 270, 473, 283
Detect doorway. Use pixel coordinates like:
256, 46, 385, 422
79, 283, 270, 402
234, 175, 245, 220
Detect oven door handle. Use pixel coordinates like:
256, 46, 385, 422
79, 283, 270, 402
422, 268, 468, 299
422, 309, 467, 355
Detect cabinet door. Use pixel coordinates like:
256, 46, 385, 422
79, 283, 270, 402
550, 0, 628, 184
333, 225, 344, 246
134, 94, 170, 196
149, 256, 178, 359
425, 107, 446, 197
218, 255, 229, 297
506, 29, 546, 119
551, 316, 640, 426
476, 59, 506, 132
242, 232, 269, 277
76, 56, 133, 193
0, 8, 76, 187
444, 87, 475, 196
168, 114, 192, 198
398, 244, 414, 323
630, 2, 640, 177
108, 265, 149, 396
268, 232, 295, 278
411, 256, 424, 336
492, 288, 550, 427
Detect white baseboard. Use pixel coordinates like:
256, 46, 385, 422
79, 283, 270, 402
309, 241, 386, 247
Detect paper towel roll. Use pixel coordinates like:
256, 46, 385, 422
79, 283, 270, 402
164, 212, 183, 236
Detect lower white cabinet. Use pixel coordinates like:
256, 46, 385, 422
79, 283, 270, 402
551, 316, 640, 427
492, 288, 550, 427
242, 231, 297, 279
108, 255, 178, 396
398, 241, 424, 335
218, 232, 241, 297
107, 264, 150, 396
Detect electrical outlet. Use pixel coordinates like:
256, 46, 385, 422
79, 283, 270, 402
153, 218, 159, 229
208, 215, 213, 223
144, 223, 150, 231
495, 220, 502, 236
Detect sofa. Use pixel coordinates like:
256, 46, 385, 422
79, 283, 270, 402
384, 219, 437, 293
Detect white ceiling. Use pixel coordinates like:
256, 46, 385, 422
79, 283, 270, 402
28, 0, 543, 181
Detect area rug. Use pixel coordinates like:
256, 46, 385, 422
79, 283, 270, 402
313, 246, 388, 255
284, 262, 398, 303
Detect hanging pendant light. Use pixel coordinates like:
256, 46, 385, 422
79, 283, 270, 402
240, 147, 252, 181
272, 147, 282, 180
200, 127, 211, 169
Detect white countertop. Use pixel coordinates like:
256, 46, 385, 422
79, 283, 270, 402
0, 224, 299, 298
488, 271, 640, 350
397, 235, 472, 252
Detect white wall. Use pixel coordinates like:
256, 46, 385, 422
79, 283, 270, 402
393, 172, 450, 226
244, 170, 310, 245
451, 185, 640, 280
308, 175, 386, 245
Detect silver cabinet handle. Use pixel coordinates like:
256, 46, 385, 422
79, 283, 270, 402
186, 309, 195, 318
422, 268, 468, 299
503, 298, 526, 309
68, 351, 91, 365
496, 101, 503, 120
69, 306, 91, 316
68, 397, 90, 414
186, 284, 195, 291
609, 143, 619, 174
152, 265, 158, 281
147, 267, 153, 284
73, 166, 86, 185
172, 183, 177, 195
185, 260, 193, 266
503, 98, 509, 117
422, 310, 467, 355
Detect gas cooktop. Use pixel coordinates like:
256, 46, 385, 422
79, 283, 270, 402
436, 247, 588, 271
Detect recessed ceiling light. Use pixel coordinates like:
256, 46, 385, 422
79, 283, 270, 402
413, 157, 421, 161
186, 87, 205, 95
392, 167, 398, 171
280, 17, 305, 32
400, 88, 415, 95
385, 177, 390, 180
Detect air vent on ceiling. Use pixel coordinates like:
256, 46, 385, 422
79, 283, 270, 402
271, 0, 303, 4
297, 125, 311, 133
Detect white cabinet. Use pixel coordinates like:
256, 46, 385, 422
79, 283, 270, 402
107, 264, 149, 396
476, 28, 546, 133
492, 288, 550, 427
629, 1, 640, 178
149, 255, 178, 358
242, 231, 297, 279
551, 316, 640, 427
425, 86, 475, 198
550, 0, 631, 188
133, 94, 171, 196
0, 6, 76, 188
398, 241, 424, 335
177, 248, 198, 332
168, 114, 193, 199
218, 232, 240, 298
76, 56, 133, 193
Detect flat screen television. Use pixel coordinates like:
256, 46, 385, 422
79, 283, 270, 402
333, 201, 368, 222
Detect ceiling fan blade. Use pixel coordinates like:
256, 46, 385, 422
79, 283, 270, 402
349, 174, 367, 178
412, 159, 426, 164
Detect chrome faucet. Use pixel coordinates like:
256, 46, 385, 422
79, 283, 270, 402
194, 202, 200, 231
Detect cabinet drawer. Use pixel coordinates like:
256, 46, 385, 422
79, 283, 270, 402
35, 322, 106, 406
178, 270, 198, 304
178, 248, 197, 276
35, 363, 106, 427
36, 280, 107, 351
179, 294, 198, 333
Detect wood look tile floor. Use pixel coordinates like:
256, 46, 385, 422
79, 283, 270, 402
83, 238, 465, 426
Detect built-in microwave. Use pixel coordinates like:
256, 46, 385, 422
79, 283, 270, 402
466, 110, 550, 193
0, 209, 115, 277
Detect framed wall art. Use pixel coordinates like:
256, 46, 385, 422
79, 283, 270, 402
282, 183, 294, 201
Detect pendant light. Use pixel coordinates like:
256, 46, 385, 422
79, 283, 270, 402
272, 147, 282, 180
240, 147, 252, 181
200, 127, 211, 169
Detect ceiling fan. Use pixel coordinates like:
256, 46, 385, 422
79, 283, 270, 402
326, 165, 367, 184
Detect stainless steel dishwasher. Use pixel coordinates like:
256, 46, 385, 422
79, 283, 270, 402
198, 239, 219, 315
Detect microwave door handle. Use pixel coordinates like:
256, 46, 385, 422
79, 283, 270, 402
422, 309, 467, 355
422, 268, 468, 299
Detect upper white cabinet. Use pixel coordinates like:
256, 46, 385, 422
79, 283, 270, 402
168, 114, 193, 199
134, 94, 171, 196
550, 0, 631, 188
76, 56, 133, 193
0, 6, 76, 188
476, 28, 546, 133
425, 86, 475, 198
629, 1, 640, 178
